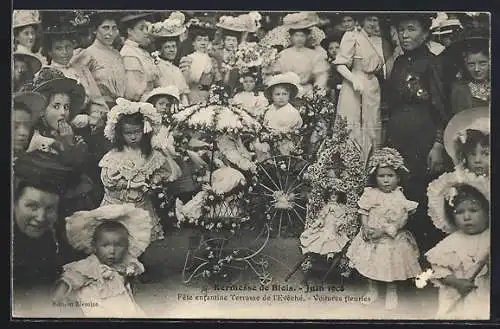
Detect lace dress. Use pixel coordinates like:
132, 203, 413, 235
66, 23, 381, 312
99, 147, 176, 241
59, 254, 146, 317
425, 229, 490, 320
346, 187, 422, 282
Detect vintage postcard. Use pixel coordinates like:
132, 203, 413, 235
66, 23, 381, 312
11, 9, 491, 320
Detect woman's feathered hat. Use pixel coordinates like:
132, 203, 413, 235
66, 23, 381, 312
31, 67, 86, 119
14, 150, 75, 195
427, 170, 489, 234
13, 10, 41, 29
283, 12, 321, 30
150, 11, 187, 38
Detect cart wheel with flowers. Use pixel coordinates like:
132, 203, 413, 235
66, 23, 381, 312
162, 84, 273, 285
246, 85, 338, 238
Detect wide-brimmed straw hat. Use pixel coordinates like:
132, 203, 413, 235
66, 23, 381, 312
427, 170, 489, 234
150, 11, 186, 38
444, 106, 490, 165
264, 72, 301, 99
13, 51, 42, 75
65, 204, 153, 257
142, 85, 180, 103
13, 91, 47, 121
283, 12, 321, 30
32, 67, 86, 118
13, 10, 41, 29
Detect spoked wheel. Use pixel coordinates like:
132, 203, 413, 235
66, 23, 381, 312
248, 155, 310, 238
182, 224, 272, 285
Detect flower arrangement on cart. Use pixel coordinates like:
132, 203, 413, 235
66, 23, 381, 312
152, 84, 273, 285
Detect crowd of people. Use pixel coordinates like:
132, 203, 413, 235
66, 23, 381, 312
12, 10, 490, 319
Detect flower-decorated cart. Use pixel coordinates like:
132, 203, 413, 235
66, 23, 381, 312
247, 86, 338, 238
282, 116, 366, 284
158, 84, 273, 285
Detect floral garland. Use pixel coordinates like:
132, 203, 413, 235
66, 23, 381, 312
176, 183, 250, 234
172, 85, 261, 137
303, 115, 365, 238
104, 98, 162, 142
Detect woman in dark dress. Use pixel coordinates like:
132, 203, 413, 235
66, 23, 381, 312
385, 14, 451, 256
448, 29, 490, 114
12, 151, 80, 316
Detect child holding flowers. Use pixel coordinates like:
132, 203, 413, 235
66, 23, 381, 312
423, 170, 490, 319
346, 147, 421, 310
52, 204, 150, 317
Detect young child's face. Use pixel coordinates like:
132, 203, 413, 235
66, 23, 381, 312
153, 96, 173, 114
242, 76, 256, 92
465, 143, 490, 176
375, 166, 399, 193
327, 41, 340, 58
45, 93, 71, 131
271, 85, 290, 108
453, 198, 489, 235
94, 230, 129, 266
193, 35, 210, 53
13, 59, 29, 83
122, 122, 144, 148
224, 35, 238, 51
13, 108, 32, 153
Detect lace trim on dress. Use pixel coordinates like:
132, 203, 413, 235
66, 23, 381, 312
99, 149, 167, 181
468, 81, 490, 102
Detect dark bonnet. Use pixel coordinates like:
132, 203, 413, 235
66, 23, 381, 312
14, 150, 76, 196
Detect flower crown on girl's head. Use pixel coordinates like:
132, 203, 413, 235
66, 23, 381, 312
104, 98, 162, 142
367, 147, 409, 174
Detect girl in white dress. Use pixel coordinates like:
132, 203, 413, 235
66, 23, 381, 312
52, 204, 151, 318
231, 67, 268, 119
346, 147, 421, 310
425, 170, 490, 319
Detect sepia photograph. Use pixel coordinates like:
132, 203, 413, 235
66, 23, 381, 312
10, 9, 491, 320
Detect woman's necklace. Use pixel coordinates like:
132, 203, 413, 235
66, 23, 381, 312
468, 80, 490, 101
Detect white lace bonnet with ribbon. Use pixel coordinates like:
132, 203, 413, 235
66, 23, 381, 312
104, 98, 162, 142
427, 170, 489, 234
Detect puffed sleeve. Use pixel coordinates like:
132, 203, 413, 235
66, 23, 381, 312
333, 31, 356, 67
357, 187, 376, 215
60, 268, 88, 291
122, 56, 147, 101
